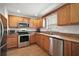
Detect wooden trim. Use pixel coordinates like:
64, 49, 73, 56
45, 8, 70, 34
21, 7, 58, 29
42, 3, 69, 18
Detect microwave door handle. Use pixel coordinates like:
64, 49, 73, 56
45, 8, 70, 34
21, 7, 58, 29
0, 19, 4, 38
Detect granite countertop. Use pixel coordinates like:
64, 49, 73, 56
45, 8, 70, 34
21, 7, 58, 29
36, 32, 79, 43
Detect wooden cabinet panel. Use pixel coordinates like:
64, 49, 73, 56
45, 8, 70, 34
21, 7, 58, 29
64, 40, 79, 56
23, 17, 30, 23
70, 3, 79, 24
29, 33, 50, 53
30, 33, 36, 44
35, 34, 41, 46
71, 42, 79, 56
57, 4, 70, 26
8, 15, 18, 28
40, 35, 44, 48
57, 3, 79, 26
17, 17, 23, 23
8, 15, 30, 28
64, 40, 72, 56
7, 34, 18, 49
29, 19, 43, 28
43, 36, 50, 52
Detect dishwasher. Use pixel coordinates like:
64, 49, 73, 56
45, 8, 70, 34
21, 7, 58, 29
49, 37, 64, 56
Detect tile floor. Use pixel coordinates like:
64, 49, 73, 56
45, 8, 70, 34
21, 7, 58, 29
7, 44, 49, 56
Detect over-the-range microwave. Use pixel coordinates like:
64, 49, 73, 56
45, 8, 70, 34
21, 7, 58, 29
18, 22, 29, 28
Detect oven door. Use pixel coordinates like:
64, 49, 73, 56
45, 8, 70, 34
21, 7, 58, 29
19, 34, 29, 42
18, 34, 29, 47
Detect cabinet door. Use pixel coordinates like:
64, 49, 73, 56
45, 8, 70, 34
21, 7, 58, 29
64, 40, 72, 56
7, 34, 18, 48
70, 3, 79, 24
71, 42, 79, 56
57, 4, 70, 26
40, 35, 44, 48
35, 34, 41, 46
30, 33, 36, 44
29, 19, 43, 28
17, 16, 23, 23
23, 17, 29, 23
37, 19, 43, 28
8, 15, 18, 28
43, 36, 50, 52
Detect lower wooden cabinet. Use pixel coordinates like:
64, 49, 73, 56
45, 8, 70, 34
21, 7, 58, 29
7, 34, 18, 49
64, 40, 79, 56
30, 33, 36, 44
30, 33, 50, 53
64, 40, 72, 56
43, 35, 50, 52
71, 42, 79, 56
35, 34, 41, 46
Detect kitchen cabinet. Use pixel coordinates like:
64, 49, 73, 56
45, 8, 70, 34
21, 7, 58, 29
64, 40, 79, 56
70, 3, 79, 24
30, 33, 36, 44
43, 35, 50, 52
64, 40, 72, 56
8, 15, 30, 28
8, 15, 19, 28
57, 4, 70, 26
35, 33, 50, 53
35, 34, 41, 46
71, 42, 79, 56
29, 18, 43, 28
7, 34, 18, 49
57, 3, 79, 26
22, 17, 30, 23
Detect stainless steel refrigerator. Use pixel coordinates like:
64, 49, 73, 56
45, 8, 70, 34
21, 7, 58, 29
0, 14, 7, 56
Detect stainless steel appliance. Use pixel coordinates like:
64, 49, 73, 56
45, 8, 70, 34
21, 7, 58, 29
17, 30, 30, 47
49, 37, 63, 56
0, 14, 7, 56
18, 22, 29, 28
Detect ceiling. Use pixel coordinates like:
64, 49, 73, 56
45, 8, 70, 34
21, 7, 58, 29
0, 3, 65, 18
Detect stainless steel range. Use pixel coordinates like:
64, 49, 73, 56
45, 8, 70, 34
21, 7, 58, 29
17, 30, 30, 47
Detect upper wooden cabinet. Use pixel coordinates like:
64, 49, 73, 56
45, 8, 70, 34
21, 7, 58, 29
57, 4, 70, 25
29, 18, 43, 28
70, 4, 79, 24
8, 15, 19, 28
57, 3, 79, 26
8, 15, 30, 28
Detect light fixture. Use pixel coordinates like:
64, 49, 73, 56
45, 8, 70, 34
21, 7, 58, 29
17, 10, 21, 13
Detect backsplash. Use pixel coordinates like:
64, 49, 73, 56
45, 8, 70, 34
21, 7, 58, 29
48, 25, 79, 34
57, 25, 79, 34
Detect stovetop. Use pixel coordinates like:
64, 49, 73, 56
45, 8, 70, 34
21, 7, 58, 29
17, 32, 29, 35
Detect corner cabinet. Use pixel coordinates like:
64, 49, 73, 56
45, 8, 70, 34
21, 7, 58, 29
64, 40, 79, 56
57, 3, 79, 26
30, 33, 50, 54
